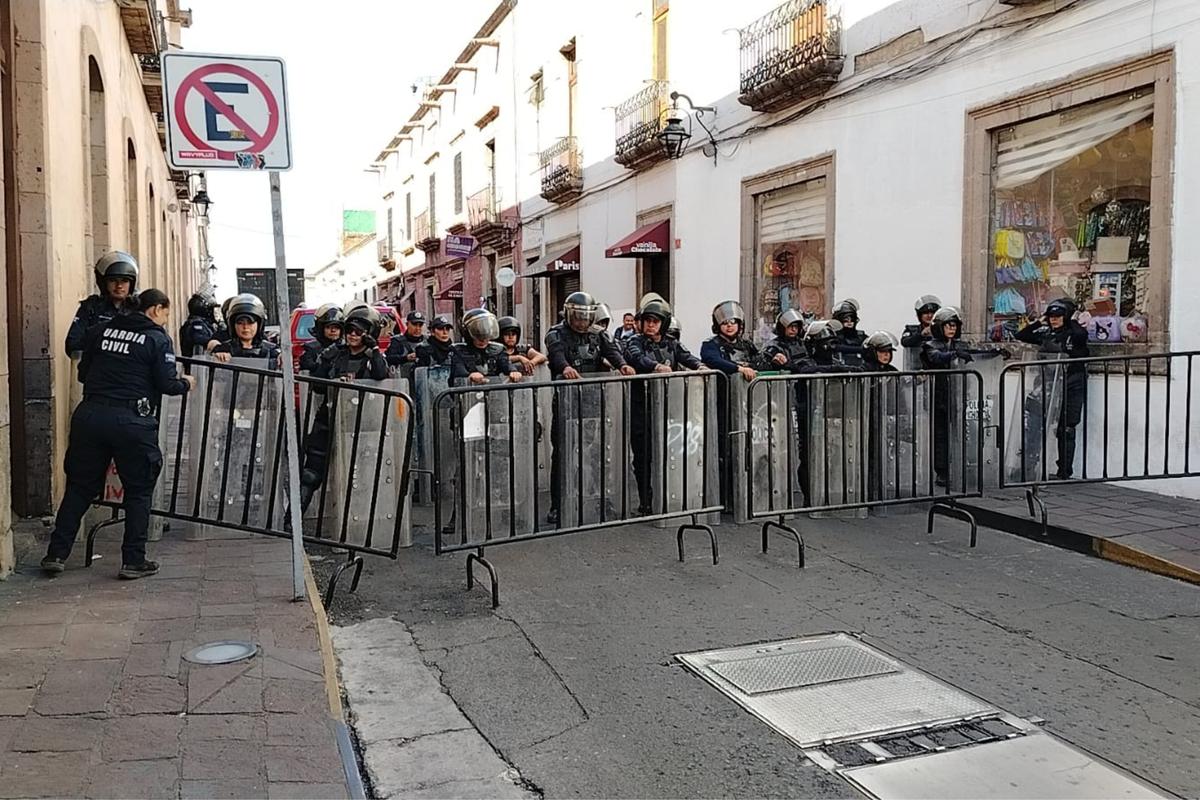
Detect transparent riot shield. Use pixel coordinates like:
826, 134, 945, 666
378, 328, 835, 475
1004, 353, 1065, 483
412, 366, 452, 504
648, 374, 720, 527
902, 345, 923, 372
748, 379, 798, 518
557, 381, 626, 527
325, 378, 412, 551
529, 366, 554, 512
728, 377, 751, 524
190, 359, 279, 539
808, 376, 867, 518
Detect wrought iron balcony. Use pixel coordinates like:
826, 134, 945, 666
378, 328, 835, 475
614, 81, 671, 171
539, 137, 584, 204
117, 0, 163, 55
377, 237, 396, 270
467, 185, 510, 246
738, 0, 844, 113
414, 210, 440, 253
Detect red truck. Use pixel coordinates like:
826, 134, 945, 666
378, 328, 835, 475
287, 304, 402, 374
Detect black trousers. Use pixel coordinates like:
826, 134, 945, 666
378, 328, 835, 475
630, 385, 653, 511
1056, 372, 1087, 477
47, 402, 163, 566
299, 403, 332, 510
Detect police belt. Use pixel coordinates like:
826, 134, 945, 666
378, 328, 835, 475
85, 395, 153, 415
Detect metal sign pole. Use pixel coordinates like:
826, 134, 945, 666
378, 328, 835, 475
269, 170, 306, 601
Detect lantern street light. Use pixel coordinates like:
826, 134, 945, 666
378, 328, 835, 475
659, 91, 718, 163
191, 188, 212, 219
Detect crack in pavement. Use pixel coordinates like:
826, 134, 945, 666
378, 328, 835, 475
493, 610, 591, 722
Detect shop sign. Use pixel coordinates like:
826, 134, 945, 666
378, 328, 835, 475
445, 234, 476, 258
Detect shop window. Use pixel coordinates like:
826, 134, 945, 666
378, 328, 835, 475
987, 91, 1154, 344
749, 176, 828, 344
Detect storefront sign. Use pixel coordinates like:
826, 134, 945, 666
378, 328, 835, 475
445, 234, 476, 258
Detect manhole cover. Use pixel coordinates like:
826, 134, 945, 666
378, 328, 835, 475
710, 645, 897, 694
183, 640, 259, 665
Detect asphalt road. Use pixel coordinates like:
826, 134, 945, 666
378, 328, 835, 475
319, 506, 1200, 799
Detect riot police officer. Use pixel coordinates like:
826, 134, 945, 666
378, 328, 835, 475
42, 289, 195, 578
451, 308, 522, 385
790, 319, 860, 506
921, 306, 973, 486
179, 292, 223, 357
544, 292, 634, 524
300, 304, 345, 372
212, 294, 280, 367
498, 316, 547, 375
901, 295, 941, 349
416, 314, 455, 366
65, 250, 140, 356
763, 309, 808, 371
1015, 297, 1089, 479
700, 300, 767, 381
385, 311, 428, 368
863, 330, 900, 373
831, 298, 867, 367
625, 297, 701, 515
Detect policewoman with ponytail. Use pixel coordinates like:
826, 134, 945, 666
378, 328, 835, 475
42, 288, 195, 579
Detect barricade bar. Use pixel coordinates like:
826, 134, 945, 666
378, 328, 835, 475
431, 370, 726, 555
998, 350, 1200, 489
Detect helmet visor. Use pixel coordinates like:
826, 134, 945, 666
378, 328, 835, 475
713, 301, 745, 327
465, 315, 500, 341
565, 304, 597, 327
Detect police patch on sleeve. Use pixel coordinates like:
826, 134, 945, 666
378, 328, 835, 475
165, 352, 176, 363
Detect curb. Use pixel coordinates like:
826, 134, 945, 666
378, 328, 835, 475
1092, 537, 1200, 586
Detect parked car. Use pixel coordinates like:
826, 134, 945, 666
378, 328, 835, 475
287, 304, 402, 374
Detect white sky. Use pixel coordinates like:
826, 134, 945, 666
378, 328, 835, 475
185, 0, 496, 298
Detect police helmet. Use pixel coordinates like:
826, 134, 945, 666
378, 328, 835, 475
804, 319, 842, 356
562, 291, 599, 328
187, 292, 217, 318
864, 330, 899, 352
667, 316, 681, 339
914, 294, 942, 319
590, 303, 613, 335
1045, 298, 1076, 319
430, 314, 454, 331
639, 298, 673, 325
226, 294, 268, 332
314, 303, 345, 328
462, 308, 500, 342
711, 300, 745, 334
94, 250, 139, 293
344, 304, 383, 338
637, 292, 665, 312
831, 298, 860, 324
497, 315, 521, 337
931, 306, 963, 341
775, 308, 806, 337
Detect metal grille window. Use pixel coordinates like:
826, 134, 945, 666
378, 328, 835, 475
405, 193, 412, 242
750, 176, 828, 344
453, 153, 463, 215
386, 207, 394, 258
428, 173, 437, 233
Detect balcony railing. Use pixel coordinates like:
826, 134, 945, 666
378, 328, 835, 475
738, 0, 844, 113
414, 210, 439, 253
614, 80, 671, 171
539, 137, 584, 204
377, 237, 394, 268
467, 185, 511, 246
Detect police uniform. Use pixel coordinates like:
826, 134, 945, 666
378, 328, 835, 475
385, 332, 428, 367
833, 327, 868, 368
415, 338, 455, 367
65, 295, 136, 356
45, 312, 190, 572
213, 339, 282, 369
450, 341, 514, 384
180, 314, 220, 358
920, 311, 973, 485
701, 329, 768, 506
314, 341, 390, 381
763, 333, 807, 372
1015, 313, 1089, 478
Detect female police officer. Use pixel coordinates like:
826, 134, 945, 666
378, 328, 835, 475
42, 288, 195, 578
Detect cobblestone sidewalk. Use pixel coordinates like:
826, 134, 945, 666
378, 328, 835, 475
0, 530, 352, 799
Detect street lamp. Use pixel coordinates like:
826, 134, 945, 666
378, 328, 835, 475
658, 113, 691, 160
191, 188, 211, 219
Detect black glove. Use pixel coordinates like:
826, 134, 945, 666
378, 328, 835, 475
957, 351, 974, 363
362, 335, 378, 350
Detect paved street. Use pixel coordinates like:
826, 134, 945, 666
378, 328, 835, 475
324, 507, 1200, 799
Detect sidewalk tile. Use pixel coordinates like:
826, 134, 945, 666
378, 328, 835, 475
181, 779, 267, 799
264, 743, 344, 783
140, 593, 201, 620
0, 717, 17, 750
0, 623, 65, 651
0, 651, 53, 689
201, 582, 255, 605
33, 659, 121, 715
0, 750, 91, 798
62, 622, 132, 659
123, 642, 183, 678
265, 714, 336, 747
101, 715, 183, 761
0, 688, 35, 717
181, 739, 263, 779
84, 758, 179, 800
11, 713, 104, 751
182, 713, 265, 743
5, 603, 76, 626
110, 675, 187, 715
263, 648, 324, 682
143, 577, 202, 594
156, 564, 204, 579
264, 678, 327, 715
72, 597, 141, 624
189, 673, 264, 714
267, 782, 350, 800
199, 602, 256, 617
132, 617, 196, 644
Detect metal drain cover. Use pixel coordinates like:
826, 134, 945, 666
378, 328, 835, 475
183, 640, 259, 665
710, 645, 897, 695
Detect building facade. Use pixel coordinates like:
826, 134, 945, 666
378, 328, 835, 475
0, 0, 204, 576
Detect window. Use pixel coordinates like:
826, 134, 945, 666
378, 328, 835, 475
562, 38, 577, 138
428, 173, 437, 233
529, 69, 544, 107
652, 1, 668, 82
405, 192, 412, 242
453, 152, 463, 215
386, 207, 394, 258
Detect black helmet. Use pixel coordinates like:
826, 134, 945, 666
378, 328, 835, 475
226, 294, 268, 336
462, 308, 500, 341
775, 308, 806, 338
864, 330, 899, 352
314, 302, 345, 328
831, 298, 860, 324
931, 306, 962, 341
563, 291, 599, 327
914, 294, 942, 319
497, 315, 521, 337
1045, 298, 1076, 319
712, 300, 744, 334
430, 314, 454, 330
187, 292, 217, 318
804, 319, 842, 357
639, 298, 673, 325
94, 250, 139, 294
344, 304, 383, 338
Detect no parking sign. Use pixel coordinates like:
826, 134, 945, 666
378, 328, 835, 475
162, 52, 292, 171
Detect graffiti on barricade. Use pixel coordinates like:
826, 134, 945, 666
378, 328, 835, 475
666, 421, 704, 456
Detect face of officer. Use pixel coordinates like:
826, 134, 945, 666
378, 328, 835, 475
233, 315, 258, 345
1047, 314, 1065, 330
501, 331, 519, 349
568, 316, 591, 334
144, 303, 170, 327
345, 325, 367, 353
642, 316, 663, 340
919, 310, 935, 326
719, 319, 740, 340
943, 320, 959, 339
837, 316, 857, 331
623, 314, 635, 330
876, 349, 893, 366
323, 323, 343, 342
431, 325, 452, 342
406, 321, 424, 337
106, 276, 133, 301
785, 322, 801, 339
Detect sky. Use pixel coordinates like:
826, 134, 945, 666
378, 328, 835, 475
184, 0, 496, 298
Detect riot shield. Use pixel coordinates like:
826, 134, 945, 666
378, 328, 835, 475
1004, 353, 1065, 483
324, 378, 412, 552
727, 377, 751, 524
529, 366, 554, 510
190, 359, 279, 539
648, 373, 720, 527
748, 379, 798, 518
808, 376, 866, 518
556, 380, 626, 527
902, 345, 922, 372
412, 366, 452, 504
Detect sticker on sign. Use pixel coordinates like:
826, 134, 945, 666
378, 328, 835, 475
162, 52, 292, 171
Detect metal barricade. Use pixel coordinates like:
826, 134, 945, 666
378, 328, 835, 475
998, 350, 1200, 533
746, 370, 984, 564
432, 371, 725, 607
411, 365, 452, 504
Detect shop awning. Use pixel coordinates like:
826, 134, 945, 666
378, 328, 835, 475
523, 245, 580, 278
398, 289, 415, 306
605, 220, 669, 258
437, 280, 463, 301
